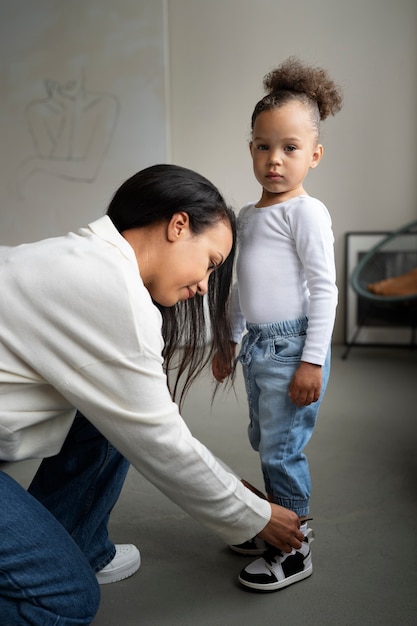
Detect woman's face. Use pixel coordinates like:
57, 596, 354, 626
146, 215, 233, 307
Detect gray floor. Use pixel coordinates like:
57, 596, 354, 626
7, 345, 417, 625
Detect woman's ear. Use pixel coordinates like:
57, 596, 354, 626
167, 212, 190, 242
310, 144, 324, 169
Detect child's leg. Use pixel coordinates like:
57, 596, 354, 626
236, 320, 330, 591
246, 322, 330, 517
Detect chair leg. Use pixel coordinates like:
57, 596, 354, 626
342, 301, 372, 359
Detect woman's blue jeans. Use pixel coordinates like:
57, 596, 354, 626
238, 317, 330, 518
0, 411, 130, 625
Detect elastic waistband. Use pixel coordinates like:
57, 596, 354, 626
246, 316, 308, 338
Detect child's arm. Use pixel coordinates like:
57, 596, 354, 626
288, 361, 322, 406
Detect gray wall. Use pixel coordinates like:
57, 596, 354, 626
1, 0, 416, 343
168, 0, 417, 342
0, 0, 168, 245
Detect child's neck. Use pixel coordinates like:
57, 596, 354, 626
257, 187, 308, 208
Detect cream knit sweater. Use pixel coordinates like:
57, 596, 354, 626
0, 216, 270, 545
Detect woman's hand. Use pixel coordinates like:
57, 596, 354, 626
258, 503, 304, 553
241, 480, 303, 553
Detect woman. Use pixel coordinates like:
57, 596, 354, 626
0, 164, 302, 624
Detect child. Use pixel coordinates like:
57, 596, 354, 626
213, 57, 343, 591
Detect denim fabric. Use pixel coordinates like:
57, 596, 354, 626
238, 317, 330, 518
0, 471, 100, 625
0, 411, 130, 624
28, 411, 131, 572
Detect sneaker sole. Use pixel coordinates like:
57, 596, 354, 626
97, 559, 140, 585
96, 549, 141, 585
229, 544, 266, 556
238, 563, 313, 592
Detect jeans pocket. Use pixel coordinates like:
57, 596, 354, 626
270, 333, 305, 363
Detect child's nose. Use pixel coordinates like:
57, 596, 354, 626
269, 149, 283, 164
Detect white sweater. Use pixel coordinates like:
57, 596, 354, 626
231, 196, 338, 365
0, 216, 270, 544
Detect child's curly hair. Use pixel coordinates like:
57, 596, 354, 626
251, 56, 343, 139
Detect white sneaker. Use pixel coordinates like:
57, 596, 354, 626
96, 544, 141, 585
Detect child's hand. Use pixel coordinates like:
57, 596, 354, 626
211, 342, 237, 382
288, 361, 322, 406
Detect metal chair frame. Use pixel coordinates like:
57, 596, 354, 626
342, 219, 417, 359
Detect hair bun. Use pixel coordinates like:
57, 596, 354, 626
263, 56, 343, 120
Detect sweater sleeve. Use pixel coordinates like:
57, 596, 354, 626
61, 353, 271, 545
230, 282, 247, 343
288, 198, 338, 364
3, 230, 271, 546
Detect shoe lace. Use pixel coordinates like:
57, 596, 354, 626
262, 519, 314, 565
262, 544, 283, 565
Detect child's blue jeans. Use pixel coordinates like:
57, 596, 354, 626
238, 317, 330, 518
0, 411, 130, 625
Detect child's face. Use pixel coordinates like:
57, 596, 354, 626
249, 102, 323, 206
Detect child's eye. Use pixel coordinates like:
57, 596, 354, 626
285, 145, 297, 152
257, 144, 269, 151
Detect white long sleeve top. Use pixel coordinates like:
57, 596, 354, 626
0, 216, 270, 544
231, 196, 338, 365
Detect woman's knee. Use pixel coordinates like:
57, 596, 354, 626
0, 579, 100, 626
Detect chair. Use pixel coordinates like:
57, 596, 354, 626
342, 219, 417, 359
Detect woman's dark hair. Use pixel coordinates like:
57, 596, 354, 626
107, 163, 236, 407
251, 56, 343, 140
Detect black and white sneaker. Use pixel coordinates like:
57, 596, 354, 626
229, 536, 267, 555
238, 528, 314, 591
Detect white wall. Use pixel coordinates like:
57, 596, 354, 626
167, 0, 417, 342
0, 0, 168, 245
1, 1, 416, 343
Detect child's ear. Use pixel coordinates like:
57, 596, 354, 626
310, 144, 324, 169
